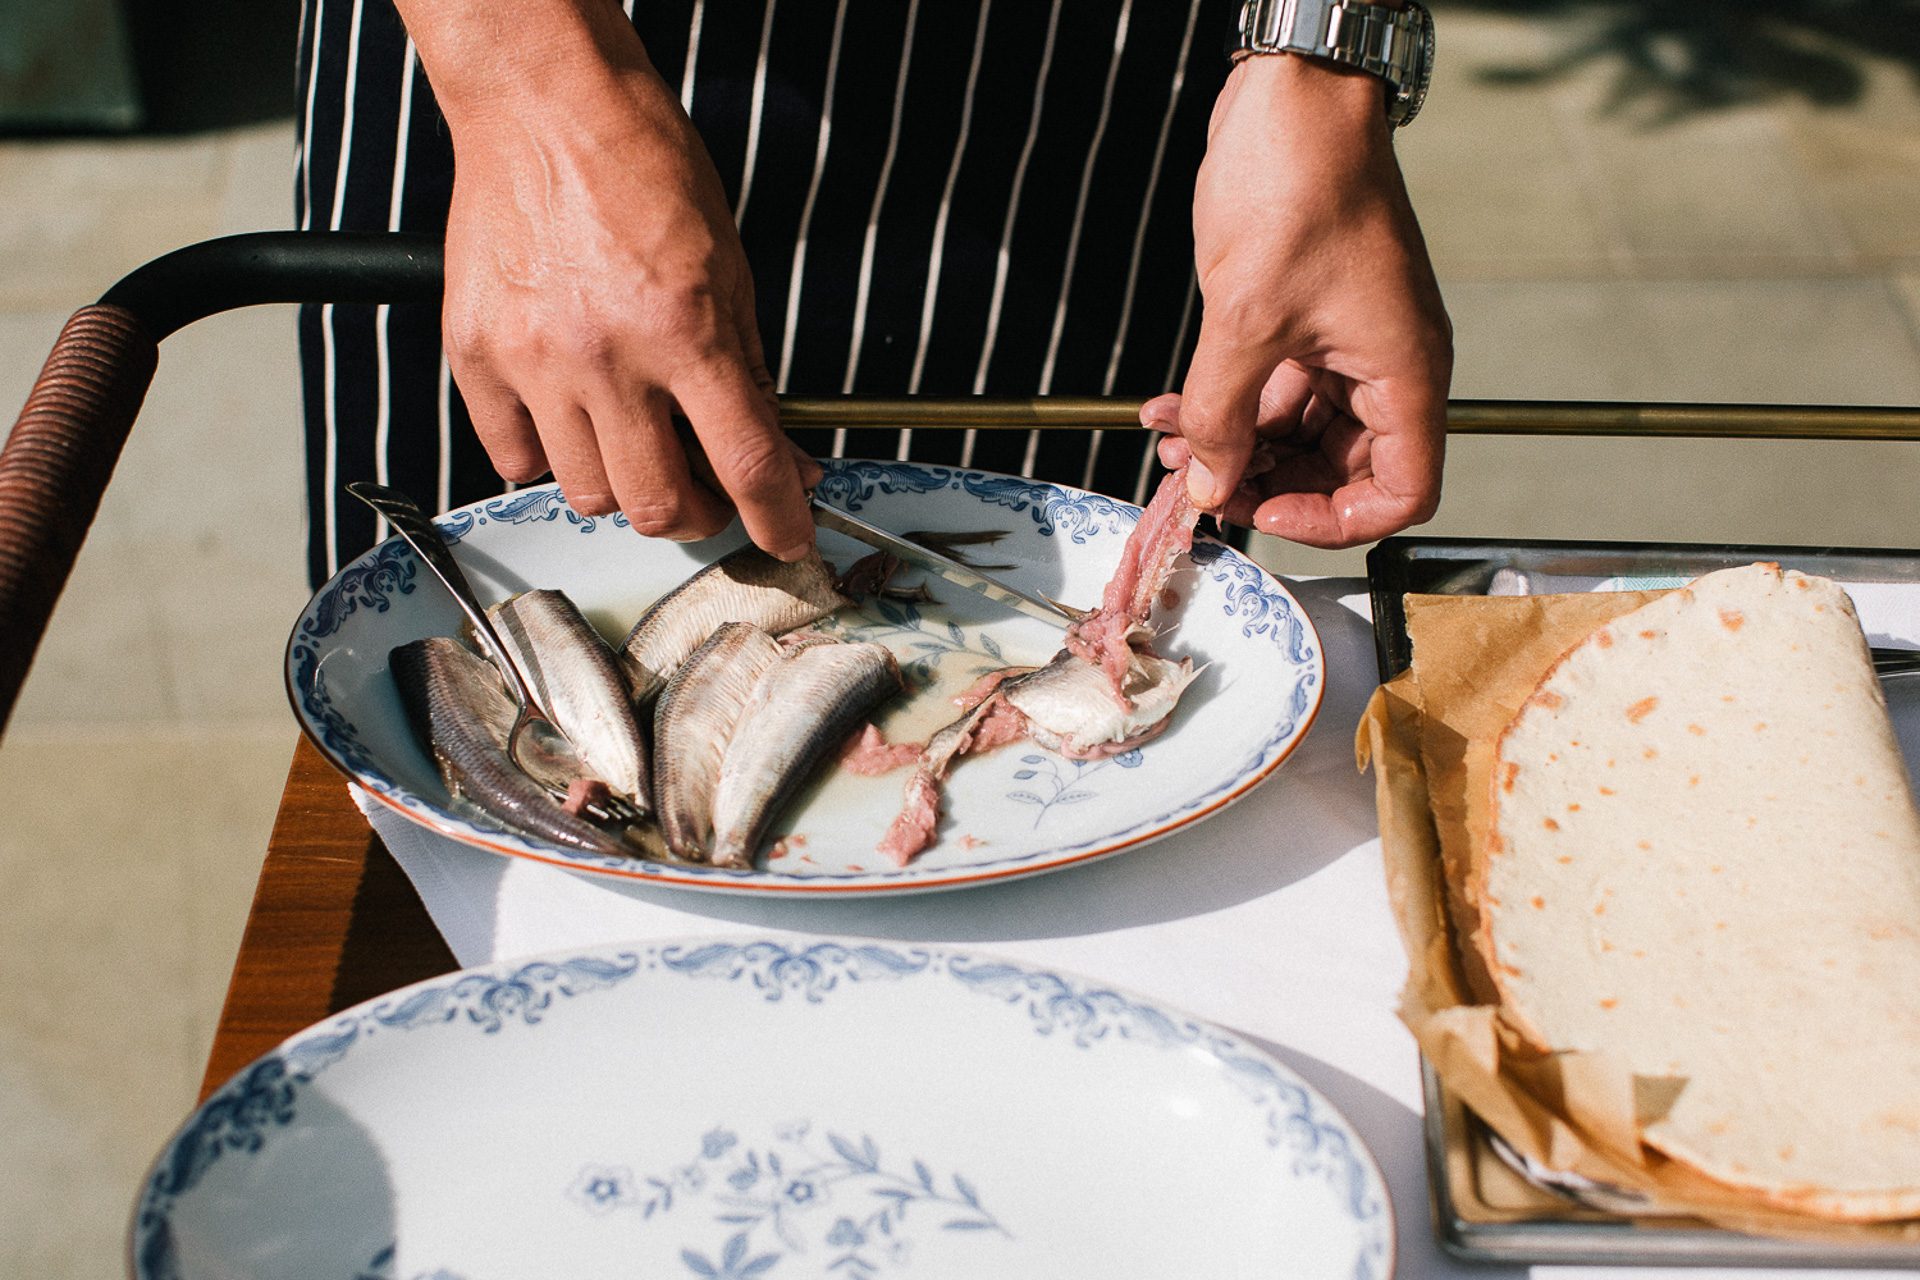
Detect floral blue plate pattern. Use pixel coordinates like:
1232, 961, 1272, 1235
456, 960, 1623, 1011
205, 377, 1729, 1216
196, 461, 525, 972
287, 462, 1324, 895
134, 937, 1391, 1280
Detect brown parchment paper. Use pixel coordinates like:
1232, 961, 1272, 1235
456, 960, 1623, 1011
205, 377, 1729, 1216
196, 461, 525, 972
1357, 591, 1920, 1243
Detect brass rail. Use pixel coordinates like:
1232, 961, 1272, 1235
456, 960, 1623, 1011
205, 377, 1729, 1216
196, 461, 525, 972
777, 396, 1920, 441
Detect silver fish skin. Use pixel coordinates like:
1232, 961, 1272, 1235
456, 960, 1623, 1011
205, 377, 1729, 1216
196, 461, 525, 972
709, 640, 903, 868
652, 622, 785, 861
621, 544, 850, 706
389, 637, 641, 857
1000, 649, 1199, 759
487, 589, 652, 814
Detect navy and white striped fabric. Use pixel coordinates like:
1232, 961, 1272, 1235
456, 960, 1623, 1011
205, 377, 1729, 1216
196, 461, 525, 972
296, 0, 1235, 587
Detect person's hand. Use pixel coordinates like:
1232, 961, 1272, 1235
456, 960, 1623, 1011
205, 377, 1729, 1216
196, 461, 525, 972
397, 0, 820, 559
1148, 53, 1452, 548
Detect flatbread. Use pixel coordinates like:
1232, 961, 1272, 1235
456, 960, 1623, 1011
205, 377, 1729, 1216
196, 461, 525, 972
1478, 563, 1920, 1220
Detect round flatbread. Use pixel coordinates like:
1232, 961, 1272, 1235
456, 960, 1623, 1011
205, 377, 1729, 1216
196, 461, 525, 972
1480, 563, 1920, 1220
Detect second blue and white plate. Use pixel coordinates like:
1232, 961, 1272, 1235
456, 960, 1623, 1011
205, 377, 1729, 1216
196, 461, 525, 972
134, 937, 1391, 1279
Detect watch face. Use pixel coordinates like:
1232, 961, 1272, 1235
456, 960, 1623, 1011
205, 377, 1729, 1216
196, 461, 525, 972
1390, 0, 1434, 127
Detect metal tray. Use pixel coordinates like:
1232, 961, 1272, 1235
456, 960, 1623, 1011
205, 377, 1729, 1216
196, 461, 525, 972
1369, 535, 1920, 1267
1367, 535, 1920, 682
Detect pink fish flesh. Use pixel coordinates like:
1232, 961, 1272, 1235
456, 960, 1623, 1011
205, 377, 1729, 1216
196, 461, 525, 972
877, 692, 1026, 866
837, 723, 923, 776
875, 468, 1206, 865
1063, 468, 1199, 706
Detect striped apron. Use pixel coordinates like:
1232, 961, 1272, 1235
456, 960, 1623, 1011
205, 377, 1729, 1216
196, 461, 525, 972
296, 0, 1235, 586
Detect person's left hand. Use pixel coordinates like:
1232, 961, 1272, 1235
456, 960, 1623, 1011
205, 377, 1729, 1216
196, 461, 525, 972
1149, 53, 1453, 548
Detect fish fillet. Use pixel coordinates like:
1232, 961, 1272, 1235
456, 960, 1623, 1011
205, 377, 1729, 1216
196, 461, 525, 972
621, 544, 850, 705
709, 640, 903, 868
652, 622, 786, 862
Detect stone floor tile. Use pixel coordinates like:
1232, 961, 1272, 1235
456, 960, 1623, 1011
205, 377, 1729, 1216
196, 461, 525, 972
7, 533, 179, 727
1398, 12, 1619, 281
94, 305, 304, 536
1431, 433, 1920, 547
84, 304, 309, 725
0, 1023, 141, 1280
216, 119, 296, 236
0, 135, 231, 311
1254, 276, 1920, 579
3, 302, 306, 729
0, 731, 284, 1280
1558, 85, 1854, 275
0, 742, 197, 1272
1254, 431, 1920, 581
0, 309, 69, 413
1443, 278, 1920, 404
1789, 113, 1920, 270
1893, 274, 1920, 343
181, 733, 292, 1068
150, 537, 312, 725
1782, 52, 1920, 271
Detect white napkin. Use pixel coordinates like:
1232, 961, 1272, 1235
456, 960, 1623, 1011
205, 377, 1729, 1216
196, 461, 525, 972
358, 576, 1411, 1100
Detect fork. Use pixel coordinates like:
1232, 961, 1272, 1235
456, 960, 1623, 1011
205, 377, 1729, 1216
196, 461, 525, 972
345, 483, 644, 827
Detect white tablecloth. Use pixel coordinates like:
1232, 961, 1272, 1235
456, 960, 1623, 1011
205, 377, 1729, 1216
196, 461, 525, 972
360, 574, 1920, 1280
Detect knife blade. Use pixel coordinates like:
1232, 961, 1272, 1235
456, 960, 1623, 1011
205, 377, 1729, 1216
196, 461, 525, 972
810, 498, 1071, 629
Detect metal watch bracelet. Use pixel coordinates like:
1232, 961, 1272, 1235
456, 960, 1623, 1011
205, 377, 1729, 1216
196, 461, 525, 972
1230, 0, 1435, 128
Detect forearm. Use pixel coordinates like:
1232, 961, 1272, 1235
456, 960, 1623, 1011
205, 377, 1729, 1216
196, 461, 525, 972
1196, 52, 1431, 365
389, 0, 663, 138
1215, 38, 1396, 168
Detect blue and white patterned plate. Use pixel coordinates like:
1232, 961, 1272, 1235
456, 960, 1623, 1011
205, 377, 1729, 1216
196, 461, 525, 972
133, 936, 1391, 1280
287, 461, 1324, 895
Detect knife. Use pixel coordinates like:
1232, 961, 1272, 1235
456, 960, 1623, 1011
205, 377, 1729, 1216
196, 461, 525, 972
810, 497, 1072, 629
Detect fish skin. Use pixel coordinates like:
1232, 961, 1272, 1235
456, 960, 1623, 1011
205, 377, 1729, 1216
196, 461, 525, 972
488, 589, 651, 813
652, 622, 785, 861
709, 640, 903, 869
389, 637, 640, 858
999, 648, 1199, 760
620, 544, 850, 706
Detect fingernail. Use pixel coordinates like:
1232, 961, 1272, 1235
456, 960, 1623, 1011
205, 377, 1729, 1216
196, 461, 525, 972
1186, 460, 1222, 509
773, 539, 814, 563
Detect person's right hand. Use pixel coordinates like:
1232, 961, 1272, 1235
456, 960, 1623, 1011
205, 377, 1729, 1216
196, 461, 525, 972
396, 0, 820, 560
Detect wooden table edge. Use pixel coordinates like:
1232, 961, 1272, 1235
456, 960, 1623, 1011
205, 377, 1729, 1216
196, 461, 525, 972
198, 736, 459, 1103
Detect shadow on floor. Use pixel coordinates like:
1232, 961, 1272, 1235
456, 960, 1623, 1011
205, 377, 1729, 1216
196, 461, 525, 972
1444, 0, 1920, 124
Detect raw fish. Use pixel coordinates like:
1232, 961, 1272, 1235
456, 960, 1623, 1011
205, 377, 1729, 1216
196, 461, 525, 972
1000, 649, 1199, 759
1063, 469, 1200, 705
390, 637, 645, 858
709, 640, 902, 868
652, 622, 785, 861
876, 467, 1204, 864
621, 545, 850, 705
488, 589, 651, 813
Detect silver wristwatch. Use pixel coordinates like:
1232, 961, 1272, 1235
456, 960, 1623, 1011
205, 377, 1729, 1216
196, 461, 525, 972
1230, 0, 1435, 128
